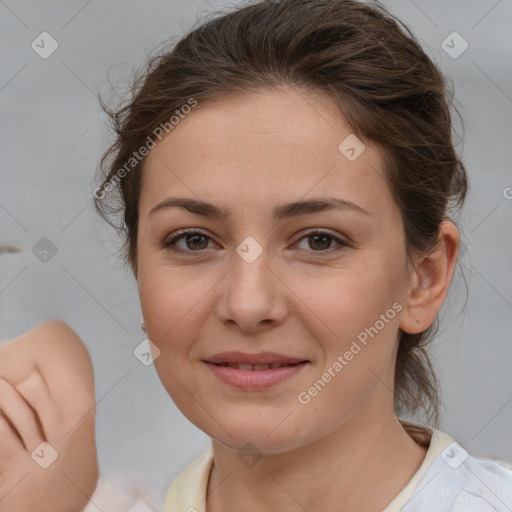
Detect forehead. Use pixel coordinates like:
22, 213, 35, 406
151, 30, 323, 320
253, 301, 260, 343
140, 87, 394, 219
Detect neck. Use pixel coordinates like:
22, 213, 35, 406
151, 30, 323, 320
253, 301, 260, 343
206, 412, 428, 512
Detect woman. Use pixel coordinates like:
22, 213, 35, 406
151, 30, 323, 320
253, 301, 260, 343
92, 0, 512, 509
2, 0, 511, 510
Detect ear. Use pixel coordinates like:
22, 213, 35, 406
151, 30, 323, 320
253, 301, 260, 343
399, 220, 460, 334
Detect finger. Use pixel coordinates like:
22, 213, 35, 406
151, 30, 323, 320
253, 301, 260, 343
0, 410, 25, 468
0, 377, 46, 454
14, 370, 61, 441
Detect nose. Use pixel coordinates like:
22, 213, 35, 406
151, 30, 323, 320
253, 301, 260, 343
216, 243, 288, 333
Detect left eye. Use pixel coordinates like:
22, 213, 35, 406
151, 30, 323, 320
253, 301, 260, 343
163, 230, 347, 253
293, 230, 348, 252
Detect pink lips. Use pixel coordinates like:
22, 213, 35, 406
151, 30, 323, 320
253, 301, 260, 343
204, 351, 309, 389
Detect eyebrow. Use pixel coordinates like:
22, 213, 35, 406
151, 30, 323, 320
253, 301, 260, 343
149, 196, 373, 221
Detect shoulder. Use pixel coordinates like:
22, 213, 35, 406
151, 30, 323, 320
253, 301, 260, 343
403, 440, 512, 512
163, 445, 214, 512
453, 447, 512, 511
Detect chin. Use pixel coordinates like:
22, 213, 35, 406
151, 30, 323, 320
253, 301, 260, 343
207, 415, 306, 455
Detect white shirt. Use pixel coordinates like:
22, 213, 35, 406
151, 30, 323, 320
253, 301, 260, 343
163, 420, 512, 511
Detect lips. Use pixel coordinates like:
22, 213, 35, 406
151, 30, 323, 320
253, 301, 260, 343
203, 351, 309, 388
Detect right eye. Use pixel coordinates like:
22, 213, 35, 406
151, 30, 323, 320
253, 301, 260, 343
163, 229, 216, 253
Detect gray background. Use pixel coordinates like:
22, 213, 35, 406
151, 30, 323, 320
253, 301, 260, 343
1, 0, 511, 506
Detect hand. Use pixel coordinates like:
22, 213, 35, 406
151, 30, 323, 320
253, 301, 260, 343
0, 320, 99, 512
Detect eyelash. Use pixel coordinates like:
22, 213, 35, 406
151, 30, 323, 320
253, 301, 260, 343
162, 229, 349, 255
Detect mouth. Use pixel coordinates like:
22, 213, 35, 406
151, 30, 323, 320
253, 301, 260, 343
203, 352, 309, 389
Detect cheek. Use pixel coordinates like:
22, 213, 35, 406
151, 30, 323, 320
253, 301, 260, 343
294, 264, 398, 343
296, 263, 401, 396
137, 259, 214, 358
136, 249, 210, 412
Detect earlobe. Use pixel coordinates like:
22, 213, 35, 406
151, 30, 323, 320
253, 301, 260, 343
399, 221, 460, 334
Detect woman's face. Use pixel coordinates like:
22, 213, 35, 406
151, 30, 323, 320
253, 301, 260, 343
137, 87, 415, 454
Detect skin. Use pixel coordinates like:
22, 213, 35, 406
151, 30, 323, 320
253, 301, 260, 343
137, 86, 460, 511
0, 321, 98, 512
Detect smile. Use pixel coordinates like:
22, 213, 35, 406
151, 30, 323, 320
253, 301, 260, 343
203, 351, 309, 389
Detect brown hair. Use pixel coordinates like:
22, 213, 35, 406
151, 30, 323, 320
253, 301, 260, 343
93, 0, 468, 427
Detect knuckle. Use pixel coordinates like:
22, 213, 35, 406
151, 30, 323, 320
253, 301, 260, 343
0, 377, 15, 399
0, 414, 15, 441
